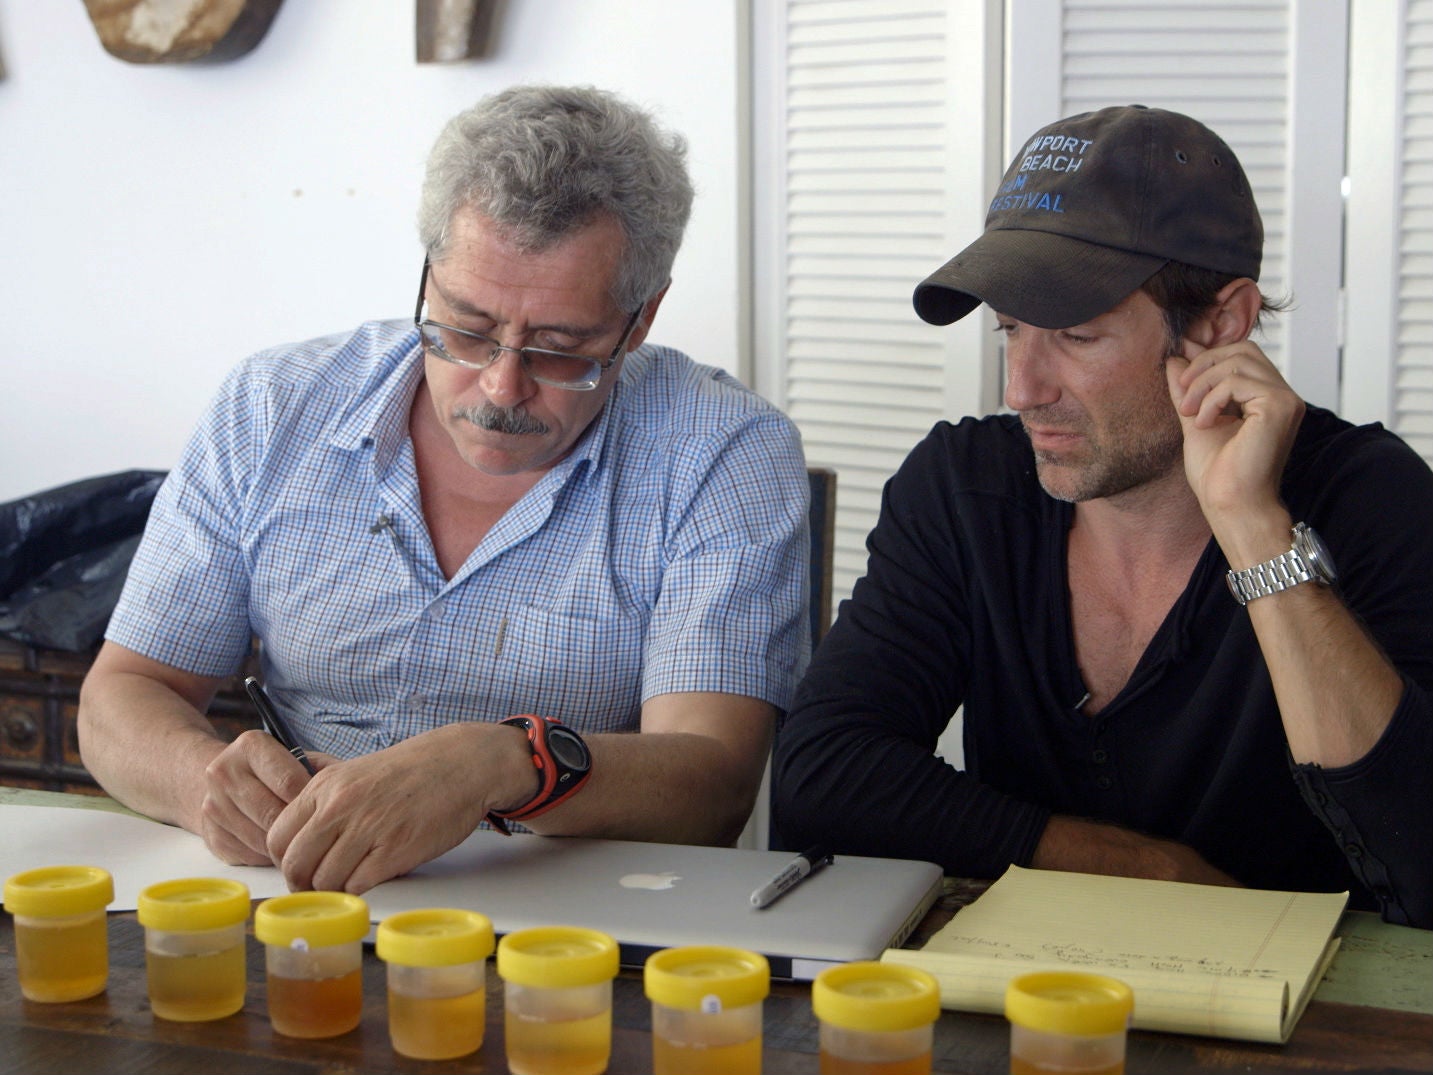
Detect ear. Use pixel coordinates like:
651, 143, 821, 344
622, 282, 670, 353
1188, 277, 1262, 348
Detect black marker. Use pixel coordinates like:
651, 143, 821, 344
749, 845, 833, 909
244, 676, 316, 776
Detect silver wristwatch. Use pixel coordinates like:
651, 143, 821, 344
1225, 523, 1338, 607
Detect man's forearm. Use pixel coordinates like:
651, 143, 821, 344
1244, 581, 1403, 767
1031, 815, 1240, 886
526, 729, 768, 846
1214, 507, 1402, 766
77, 664, 225, 831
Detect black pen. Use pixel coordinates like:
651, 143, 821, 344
749, 845, 833, 909
244, 676, 316, 776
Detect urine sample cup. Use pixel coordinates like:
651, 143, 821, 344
496, 925, 620, 1075
137, 877, 251, 1021
1004, 971, 1133, 1075
812, 960, 941, 1075
376, 907, 495, 1060
645, 945, 769, 1075
254, 890, 369, 1039
3, 865, 114, 1003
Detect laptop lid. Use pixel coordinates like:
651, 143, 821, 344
364, 831, 943, 981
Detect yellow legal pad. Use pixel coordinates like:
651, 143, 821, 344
882, 865, 1346, 1043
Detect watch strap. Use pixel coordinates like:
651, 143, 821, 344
1225, 525, 1322, 607
485, 715, 591, 836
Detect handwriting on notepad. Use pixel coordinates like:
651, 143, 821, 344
946, 935, 1287, 979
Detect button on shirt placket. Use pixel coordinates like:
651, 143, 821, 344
1090, 744, 1114, 792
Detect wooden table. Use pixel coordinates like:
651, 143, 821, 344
3, 897, 1431, 1075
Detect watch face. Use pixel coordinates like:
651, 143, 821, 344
1294, 524, 1338, 584
547, 726, 591, 772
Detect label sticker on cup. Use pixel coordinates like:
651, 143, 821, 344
700, 994, 723, 1014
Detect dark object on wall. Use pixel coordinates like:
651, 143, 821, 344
416, 0, 498, 63
82, 0, 284, 64
0, 470, 165, 653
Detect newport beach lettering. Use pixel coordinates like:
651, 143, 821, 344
988, 132, 1096, 214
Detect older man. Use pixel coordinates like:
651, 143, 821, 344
773, 105, 1433, 928
80, 85, 809, 895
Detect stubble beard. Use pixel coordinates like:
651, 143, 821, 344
1028, 406, 1185, 505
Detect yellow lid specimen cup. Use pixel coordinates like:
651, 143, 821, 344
812, 961, 941, 1033
497, 926, 619, 989
1004, 972, 1134, 1036
376, 908, 495, 967
644, 945, 770, 1011
138, 878, 251, 932
254, 891, 370, 949
4, 866, 114, 918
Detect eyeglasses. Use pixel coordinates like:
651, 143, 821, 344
413, 258, 642, 391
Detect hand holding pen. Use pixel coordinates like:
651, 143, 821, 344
244, 676, 317, 777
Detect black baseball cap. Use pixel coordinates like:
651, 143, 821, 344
913, 105, 1263, 329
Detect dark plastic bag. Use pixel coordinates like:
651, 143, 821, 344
0, 470, 166, 652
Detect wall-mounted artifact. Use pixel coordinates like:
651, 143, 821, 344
416, 0, 498, 63
82, 0, 284, 64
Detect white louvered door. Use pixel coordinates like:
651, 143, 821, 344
753, 0, 1002, 616
1345, 0, 1433, 467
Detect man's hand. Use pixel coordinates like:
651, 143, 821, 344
265, 721, 535, 894
198, 731, 331, 866
1165, 339, 1304, 544
1033, 816, 1241, 887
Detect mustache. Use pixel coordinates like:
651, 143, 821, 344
454, 403, 550, 436
1019, 406, 1087, 434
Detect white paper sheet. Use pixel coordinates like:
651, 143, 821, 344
0, 804, 288, 910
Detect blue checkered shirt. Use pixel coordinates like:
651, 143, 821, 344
108, 320, 810, 757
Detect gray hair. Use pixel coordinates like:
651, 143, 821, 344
418, 84, 694, 313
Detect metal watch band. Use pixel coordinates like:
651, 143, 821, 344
1225, 522, 1340, 608
1226, 548, 1315, 606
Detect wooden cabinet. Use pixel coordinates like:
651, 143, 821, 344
0, 639, 260, 793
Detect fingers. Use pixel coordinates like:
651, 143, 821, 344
268, 769, 432, 894
265, 725, 496, 893
1165, 355, 1192, 415
200, 729, 312, 865
270, 804, 330, 892
198, 801, 274, 866
1169, 338, 1302, 433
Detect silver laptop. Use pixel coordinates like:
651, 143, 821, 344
364, 831, 943, 981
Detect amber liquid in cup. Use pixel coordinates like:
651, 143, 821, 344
655, 1034, 762, 1074
820, 1052, 934, 1075
505, 1008, 612, 1075
14, 913, 108, 1003
388, 987, 486, 1060
1011, 1060, 1123, 1075
267, 969, 363, 1038
146, 944, 246, 1021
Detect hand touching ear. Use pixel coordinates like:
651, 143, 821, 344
1165, 337, 1304, 529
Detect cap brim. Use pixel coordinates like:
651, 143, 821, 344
913, 230, 1167, 329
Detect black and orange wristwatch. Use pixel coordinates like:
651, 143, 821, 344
486, 715, 593, 835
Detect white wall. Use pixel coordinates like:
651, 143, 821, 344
0, 1, 745, 501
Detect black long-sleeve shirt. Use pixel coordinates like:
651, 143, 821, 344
773, 406, 1433, 928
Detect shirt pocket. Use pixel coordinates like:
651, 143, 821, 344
493, 605, 646, 733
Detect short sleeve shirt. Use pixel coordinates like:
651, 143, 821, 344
108, 320, 810, 756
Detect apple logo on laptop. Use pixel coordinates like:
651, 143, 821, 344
619, 872, 682, 891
